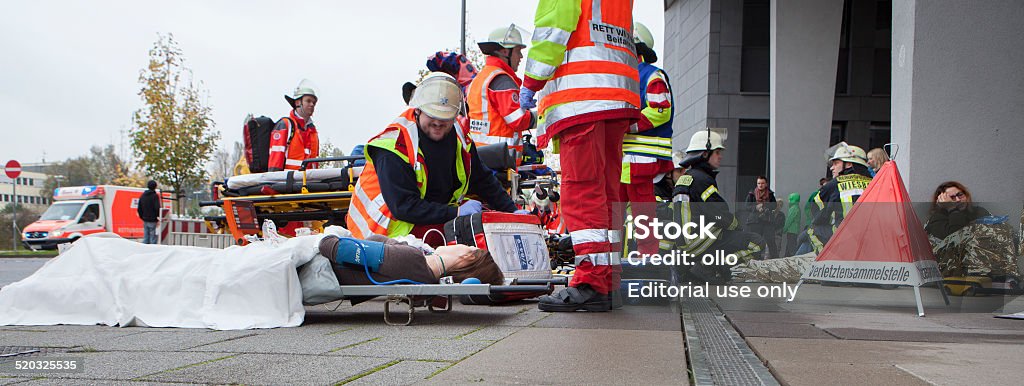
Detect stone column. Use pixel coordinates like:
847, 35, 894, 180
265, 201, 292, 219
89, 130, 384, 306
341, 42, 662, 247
769, 0, 845, 197
891, 0, 1024, 204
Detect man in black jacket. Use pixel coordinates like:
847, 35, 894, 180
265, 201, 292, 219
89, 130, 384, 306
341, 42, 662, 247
674, 129, 764, 283
137, 180, 162, 244
346, 73, 522, 243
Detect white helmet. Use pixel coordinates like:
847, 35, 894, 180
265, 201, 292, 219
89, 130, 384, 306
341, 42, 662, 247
410, 72, 463, 120
685, 128, 728, 153
633, 22, 655, 48
285, 79, 318, 107
672, 150, 687, 167
479, 24, 526, 50
826, 142, 868, 167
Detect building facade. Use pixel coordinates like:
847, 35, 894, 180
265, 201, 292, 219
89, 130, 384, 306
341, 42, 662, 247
1, 169, 52, 211
663, 0, 1024, 206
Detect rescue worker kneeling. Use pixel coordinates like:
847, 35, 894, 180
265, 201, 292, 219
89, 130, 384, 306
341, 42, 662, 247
346, 73, 521, 242
673, 129, 765, 284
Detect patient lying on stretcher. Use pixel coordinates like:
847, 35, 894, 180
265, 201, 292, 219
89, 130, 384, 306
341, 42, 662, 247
318, 235, 504, 286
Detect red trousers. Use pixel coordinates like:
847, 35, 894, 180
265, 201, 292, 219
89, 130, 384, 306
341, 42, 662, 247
559, 119, 631, 295
621, 159, 674, 255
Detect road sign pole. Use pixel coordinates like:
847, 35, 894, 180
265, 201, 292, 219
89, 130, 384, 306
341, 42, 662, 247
6, 160, 23, 251
11, 182, 16, 251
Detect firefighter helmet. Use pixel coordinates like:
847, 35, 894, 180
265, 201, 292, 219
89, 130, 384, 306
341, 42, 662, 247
285, 79, 318, 107
410, 72, 463, 120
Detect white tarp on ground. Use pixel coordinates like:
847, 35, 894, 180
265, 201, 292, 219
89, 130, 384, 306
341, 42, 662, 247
0, 235, 325, 330
995, 311, 1024, 320
226, 168, 346, 189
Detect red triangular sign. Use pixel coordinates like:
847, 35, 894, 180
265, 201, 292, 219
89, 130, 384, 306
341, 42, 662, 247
802, 161, 943, 285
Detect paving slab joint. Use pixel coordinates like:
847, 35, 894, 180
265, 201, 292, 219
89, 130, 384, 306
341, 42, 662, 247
453, 326, 487, 340
132, 353, 238, 381
185, 333, 258, 350
335, 359, 401, 385
328, 337, 381, 353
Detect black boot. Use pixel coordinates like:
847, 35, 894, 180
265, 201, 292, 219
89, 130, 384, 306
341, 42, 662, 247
537, 284, 610, 312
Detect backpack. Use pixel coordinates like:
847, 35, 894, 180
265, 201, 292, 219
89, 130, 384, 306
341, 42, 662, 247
243, 114, 297, 173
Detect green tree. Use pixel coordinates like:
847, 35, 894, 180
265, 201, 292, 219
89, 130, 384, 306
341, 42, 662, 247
318, 139, 348, 169
130, 33, 219, 214
0, 204, 41, 250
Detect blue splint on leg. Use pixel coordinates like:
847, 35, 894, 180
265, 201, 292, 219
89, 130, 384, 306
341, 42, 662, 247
334, 237, 385, 272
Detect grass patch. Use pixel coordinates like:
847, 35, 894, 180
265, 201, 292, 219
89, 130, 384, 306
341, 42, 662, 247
133, 354, 238, 381
425, 361, 458, 379
325, 327, 355, 336
327, 337, 381, 353
0, 250, 56, 257
334, 359, 400, 385
453, 326, 485, 340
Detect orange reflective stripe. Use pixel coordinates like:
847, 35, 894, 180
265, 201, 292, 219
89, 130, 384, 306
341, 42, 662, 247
540, 88, 640, 112
556, 61, 639, 80
534, 0, 639, 136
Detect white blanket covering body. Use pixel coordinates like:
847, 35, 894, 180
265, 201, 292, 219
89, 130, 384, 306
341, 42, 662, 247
0, 235, 325, 330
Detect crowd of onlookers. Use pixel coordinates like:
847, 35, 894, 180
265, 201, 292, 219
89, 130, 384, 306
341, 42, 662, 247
735, 147, 1019, 280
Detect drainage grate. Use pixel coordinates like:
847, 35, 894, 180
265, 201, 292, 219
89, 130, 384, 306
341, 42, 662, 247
681, 298, 778, 386
0, 346, 68, 363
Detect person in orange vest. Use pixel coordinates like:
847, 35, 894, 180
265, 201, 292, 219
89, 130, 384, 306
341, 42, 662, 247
269, 79, 320, 171
519, 0, 641, 312
346, 73, 524, 242
622, 22, 676, 257
466, 24, 536, 161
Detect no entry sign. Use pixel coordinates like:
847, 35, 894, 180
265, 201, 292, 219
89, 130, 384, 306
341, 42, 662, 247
5, 160, 21, 179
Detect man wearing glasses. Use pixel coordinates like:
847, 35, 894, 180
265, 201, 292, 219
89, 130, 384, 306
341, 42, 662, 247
347, 73, 520, 241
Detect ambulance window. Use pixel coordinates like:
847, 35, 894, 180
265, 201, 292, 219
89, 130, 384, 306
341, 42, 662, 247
41, 202, 83, 220
81, 204, 100, 223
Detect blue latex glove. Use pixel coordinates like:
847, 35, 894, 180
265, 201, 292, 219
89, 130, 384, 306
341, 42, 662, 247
514, 209, 531, 215
519, 87, 537, 110
458, 199, 483, 216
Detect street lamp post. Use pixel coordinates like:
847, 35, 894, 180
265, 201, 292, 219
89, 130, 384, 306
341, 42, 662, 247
460, 0, 466, 55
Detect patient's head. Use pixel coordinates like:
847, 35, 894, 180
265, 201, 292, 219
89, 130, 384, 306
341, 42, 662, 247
435, 245, 504, 285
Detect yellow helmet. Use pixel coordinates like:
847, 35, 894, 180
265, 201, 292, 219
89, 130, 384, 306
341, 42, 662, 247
285, 79, 318, 107
410, 72, 463, 120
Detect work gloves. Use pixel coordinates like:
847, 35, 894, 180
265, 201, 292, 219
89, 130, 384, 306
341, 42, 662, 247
458, 199, 483, 216
519, 87, 537, 110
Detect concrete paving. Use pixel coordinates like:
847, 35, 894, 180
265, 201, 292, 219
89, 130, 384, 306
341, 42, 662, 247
4, 259, 1024, 385
716, 283, 1024, 385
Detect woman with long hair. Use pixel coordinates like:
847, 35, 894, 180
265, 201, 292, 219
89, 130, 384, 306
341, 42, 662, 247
866, 148, 890, 176
318, 235, 504, 287
925, 181, 990, 239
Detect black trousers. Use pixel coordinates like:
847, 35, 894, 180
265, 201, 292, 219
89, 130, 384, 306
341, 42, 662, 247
746, 223, 780, 259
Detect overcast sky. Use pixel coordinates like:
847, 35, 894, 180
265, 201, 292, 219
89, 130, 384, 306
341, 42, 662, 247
0, 1, 665, 168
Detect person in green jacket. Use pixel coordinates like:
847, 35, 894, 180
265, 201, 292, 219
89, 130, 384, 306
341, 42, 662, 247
782, 192, 802, 257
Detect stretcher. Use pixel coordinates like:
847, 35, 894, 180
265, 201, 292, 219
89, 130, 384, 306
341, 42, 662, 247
315, 277, 566, 325
201, 156, 363, 245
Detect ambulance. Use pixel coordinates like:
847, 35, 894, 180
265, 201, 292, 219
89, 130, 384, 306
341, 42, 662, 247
22, 185, 171, 250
